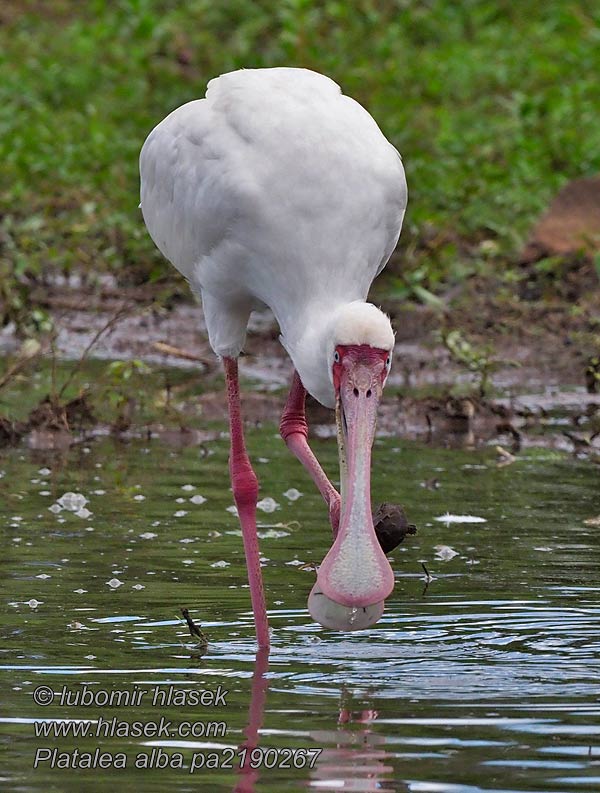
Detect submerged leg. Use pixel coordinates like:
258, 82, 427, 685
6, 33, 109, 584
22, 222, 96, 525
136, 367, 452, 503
279, 370, 341, 536
223, 356, 270, 649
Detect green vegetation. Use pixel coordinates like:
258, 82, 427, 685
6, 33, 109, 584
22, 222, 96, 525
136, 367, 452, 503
1, 0, 599, 330
439, 328, 518, 397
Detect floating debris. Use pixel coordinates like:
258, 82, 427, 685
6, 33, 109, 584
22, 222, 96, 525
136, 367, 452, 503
181, 484, 195, 491
435, 513, 487, 525
210, 560, 230, 568
496, 445, 516, 467
226, 505, 239, 515
434, 544, 460, 561
584, 516, 600, 527
27, 599, 42, 608
420, 478, 440, 490
139, 532, 157, 540
283, 488, 303, 501
38, 468, 51, 476
180, 607, 208, 649
257, 529, 290, 539
133, 494, 146, 501
174, 510, 188, 517
75, 507, 92, 519
58, 492, 88, 511
190, 494, 207, 505
106, 578, 123, 588
73, 589, 87, 594
35, 574, 51, 580
132, 584, 145, 590
257, 497, 280, 513
48, 503, 62, 514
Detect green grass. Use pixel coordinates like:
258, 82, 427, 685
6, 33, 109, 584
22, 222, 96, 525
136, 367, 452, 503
1, 0, 600, 324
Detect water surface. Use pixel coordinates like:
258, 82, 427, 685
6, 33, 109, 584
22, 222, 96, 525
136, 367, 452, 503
1, 430, 599, 792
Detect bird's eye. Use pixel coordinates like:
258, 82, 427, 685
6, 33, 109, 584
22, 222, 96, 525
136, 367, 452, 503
334, 351, 340, 363
385, 355, 391, 368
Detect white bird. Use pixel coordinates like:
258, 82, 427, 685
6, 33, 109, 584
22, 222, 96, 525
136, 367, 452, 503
140, 67, 407, 649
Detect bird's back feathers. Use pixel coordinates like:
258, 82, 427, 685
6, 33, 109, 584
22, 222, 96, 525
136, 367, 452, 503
140, 67, 406, 402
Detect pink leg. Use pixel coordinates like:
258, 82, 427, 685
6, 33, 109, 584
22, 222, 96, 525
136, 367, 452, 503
279, 371, 341, 536
224, 357, 270, 649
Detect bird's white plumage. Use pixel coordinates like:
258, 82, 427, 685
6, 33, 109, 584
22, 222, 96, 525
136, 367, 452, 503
140, 67, 407, 406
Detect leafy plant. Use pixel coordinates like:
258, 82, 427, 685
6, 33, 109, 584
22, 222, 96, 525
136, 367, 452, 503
439, 328, 519, 397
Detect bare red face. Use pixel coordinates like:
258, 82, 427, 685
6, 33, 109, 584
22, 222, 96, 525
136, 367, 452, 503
332, 344, 391, 396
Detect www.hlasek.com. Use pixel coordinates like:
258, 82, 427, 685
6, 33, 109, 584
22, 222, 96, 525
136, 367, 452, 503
31, 684, 322, 772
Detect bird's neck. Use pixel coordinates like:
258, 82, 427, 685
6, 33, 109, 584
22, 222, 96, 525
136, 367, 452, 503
279, 303, 341, 409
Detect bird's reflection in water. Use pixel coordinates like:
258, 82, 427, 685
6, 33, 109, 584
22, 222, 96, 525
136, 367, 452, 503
309, 692, 405, 793
233, 648, 269, 793
232, 653, 403, 793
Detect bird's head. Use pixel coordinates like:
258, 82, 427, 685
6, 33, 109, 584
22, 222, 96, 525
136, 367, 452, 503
308, 302, 396, 632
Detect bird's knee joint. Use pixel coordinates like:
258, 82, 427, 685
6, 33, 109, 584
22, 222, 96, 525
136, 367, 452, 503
231, 463, 259, 509
279, 413, 308, 443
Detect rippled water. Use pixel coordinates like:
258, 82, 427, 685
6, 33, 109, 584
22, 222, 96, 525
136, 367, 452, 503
1, 430, 599, 792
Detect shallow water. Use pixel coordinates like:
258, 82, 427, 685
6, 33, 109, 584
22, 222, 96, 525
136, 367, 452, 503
1, 429, 599, 792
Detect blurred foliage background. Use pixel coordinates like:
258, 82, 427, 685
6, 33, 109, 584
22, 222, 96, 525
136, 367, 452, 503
1, 0, 599, 329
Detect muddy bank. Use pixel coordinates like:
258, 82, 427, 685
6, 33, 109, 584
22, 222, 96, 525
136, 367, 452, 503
1, 274, 598, 459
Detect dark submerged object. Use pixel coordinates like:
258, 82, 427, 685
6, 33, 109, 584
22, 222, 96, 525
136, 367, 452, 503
181, 607, 207, 644
373, 502, 417, 554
